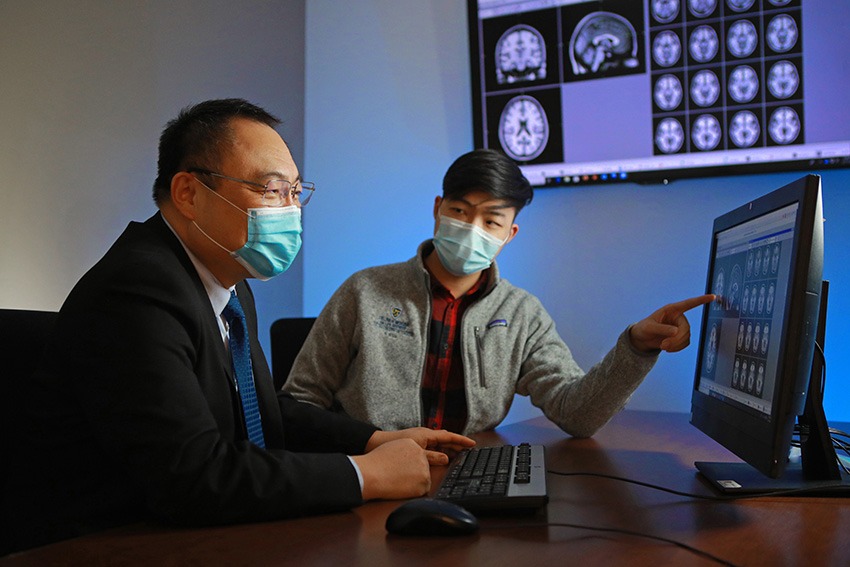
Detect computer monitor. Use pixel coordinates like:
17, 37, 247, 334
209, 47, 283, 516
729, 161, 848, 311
467, 0, 850, 188
690, 173, 848, 495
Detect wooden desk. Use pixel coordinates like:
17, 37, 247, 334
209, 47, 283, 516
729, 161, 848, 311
2, 410, 848, 567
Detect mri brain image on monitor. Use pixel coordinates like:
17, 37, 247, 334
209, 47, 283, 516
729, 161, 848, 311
767, 14, 798, 53
470, 0, 844, 186
768, 60, 799, 99
768, 106, 801, 144
654, 74, 683, 111
655, 117, 685, 153
728, 65, 759, 104
569, 12, 640, 75
727, 19, 758, 58
689, 25, 719, 63
730, 110, 761, 148
652, 30, 682, 67
691, 69, 720, 107
692, 114, 722, 151
651, 0, 679, 23
496, 24, 547, 84
498, 95, 550, 161
688, 0, 717, 18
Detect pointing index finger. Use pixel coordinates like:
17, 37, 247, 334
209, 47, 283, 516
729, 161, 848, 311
669, 294, 716, 314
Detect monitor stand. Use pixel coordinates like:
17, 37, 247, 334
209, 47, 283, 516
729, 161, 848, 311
697, 281, 850, 496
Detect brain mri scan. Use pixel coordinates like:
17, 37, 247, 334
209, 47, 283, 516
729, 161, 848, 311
768, 106, 800, 144
728, 65, 759, 103
691, 69, 720, 107
767, 14, 798, 53
498, 95, 549, 161
692, 114, 722, 151
727, 19, 758, 58
570, 12, 640, 75
689, 25, 719, 62
655, 117, 685, 153
730, 110, 760, 148
768, 60, 799, 99
688, 0, 717, 18
496, 25, 547, 85
652, 0, 680, 23
652, 30, 682, 67
727, 0, 755, 12
654, 74, 683, 111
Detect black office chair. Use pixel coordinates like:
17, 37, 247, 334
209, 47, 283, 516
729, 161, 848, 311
269, 317, 317, 390
0, 308, 59, 555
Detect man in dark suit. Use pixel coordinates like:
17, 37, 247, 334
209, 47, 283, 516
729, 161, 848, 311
2, 99, 472, 553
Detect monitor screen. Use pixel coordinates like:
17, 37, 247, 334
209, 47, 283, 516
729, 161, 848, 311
689, 174, 849, 494
467, 0, 850, 188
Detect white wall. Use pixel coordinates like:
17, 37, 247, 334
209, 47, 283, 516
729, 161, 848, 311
304, 0, 850, 424
0, 1, 307, 357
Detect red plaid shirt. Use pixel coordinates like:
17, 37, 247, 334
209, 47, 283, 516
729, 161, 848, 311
421, 270, 486, 433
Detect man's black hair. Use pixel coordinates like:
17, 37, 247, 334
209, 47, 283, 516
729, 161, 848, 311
442, 148, 533, 215
152, 98, 281, 204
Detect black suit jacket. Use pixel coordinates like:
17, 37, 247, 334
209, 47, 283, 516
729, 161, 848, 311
4, 213, 377, 552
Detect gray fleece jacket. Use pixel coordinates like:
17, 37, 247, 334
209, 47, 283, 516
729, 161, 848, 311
284, 241, 658, 437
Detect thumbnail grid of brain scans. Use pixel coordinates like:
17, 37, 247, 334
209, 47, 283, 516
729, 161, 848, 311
651, 0, 804, 155
702, 234, 787, 406
477, 0, 805, 165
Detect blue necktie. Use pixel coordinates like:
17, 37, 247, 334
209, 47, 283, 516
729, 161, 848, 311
222, 291, 266, 448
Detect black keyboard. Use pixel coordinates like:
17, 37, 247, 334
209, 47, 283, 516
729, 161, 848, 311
434, 443, 548, 512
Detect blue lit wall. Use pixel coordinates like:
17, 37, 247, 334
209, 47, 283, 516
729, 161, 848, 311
304, 0, 850, 423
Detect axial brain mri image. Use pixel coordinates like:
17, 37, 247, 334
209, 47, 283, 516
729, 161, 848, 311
570, 12, 639, 75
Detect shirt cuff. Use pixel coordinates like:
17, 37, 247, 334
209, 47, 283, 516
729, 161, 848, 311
347, 456, 365, 493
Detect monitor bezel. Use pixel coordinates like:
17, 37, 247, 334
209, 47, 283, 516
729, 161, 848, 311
690, 174, 823, 480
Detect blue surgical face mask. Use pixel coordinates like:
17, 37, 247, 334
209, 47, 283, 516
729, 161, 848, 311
193, 180, 302, 281
433, 215, 509, 276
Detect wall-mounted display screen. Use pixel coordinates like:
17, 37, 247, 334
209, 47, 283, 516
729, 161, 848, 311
468, 0, 850, 187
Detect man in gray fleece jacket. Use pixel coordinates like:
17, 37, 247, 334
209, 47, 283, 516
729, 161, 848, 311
284, 149, 713, 437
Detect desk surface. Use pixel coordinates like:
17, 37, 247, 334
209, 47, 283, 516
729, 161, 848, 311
3, 410, 849, 567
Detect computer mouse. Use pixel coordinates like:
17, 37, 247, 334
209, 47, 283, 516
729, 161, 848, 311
385, 498, 480, 536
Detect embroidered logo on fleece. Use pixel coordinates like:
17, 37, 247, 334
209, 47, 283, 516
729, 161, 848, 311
487, 319, 508, 328
392, 307, 402, 318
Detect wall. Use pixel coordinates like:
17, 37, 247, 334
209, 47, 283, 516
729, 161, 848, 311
304, 0, 850, 424
0, 1, 306, 358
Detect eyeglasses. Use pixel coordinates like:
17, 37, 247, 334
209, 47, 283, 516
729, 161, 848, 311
189, 169, 315, 208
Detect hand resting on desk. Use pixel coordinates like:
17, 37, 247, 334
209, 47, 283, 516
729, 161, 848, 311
353, 428, 475, 501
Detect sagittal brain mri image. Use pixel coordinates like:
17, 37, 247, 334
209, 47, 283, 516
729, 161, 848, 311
768, 106, 800, 144
570, 12, 640, 75
655, 117, 685, 153
727, 19, 758, 58
653, 30, 682, 67
728, 65, 759, 103
496, 24, 547, 85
